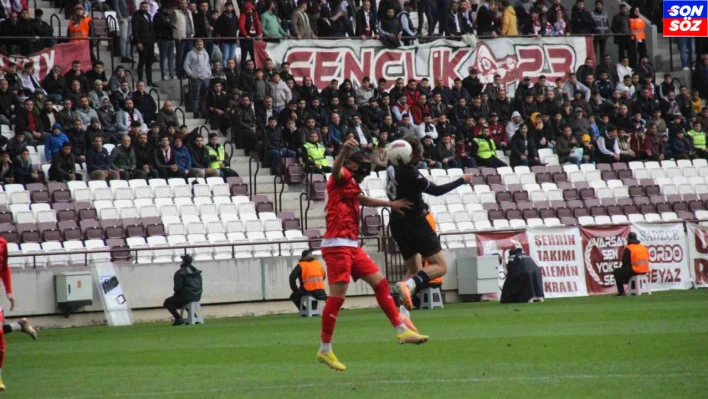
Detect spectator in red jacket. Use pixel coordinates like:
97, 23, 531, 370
410, 94, 429, 126
239, 3, 262, 69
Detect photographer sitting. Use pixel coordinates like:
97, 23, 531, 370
289, 250, 328, 311
163, 255, 203, 326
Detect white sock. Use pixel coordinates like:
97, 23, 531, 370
319, 342, 332, 354
9, 323, 21, 333
394, 323, 408, 334
399, 306, 410, 318
405, 278, 417, 291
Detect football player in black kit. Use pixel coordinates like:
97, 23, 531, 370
387, 136, 474, 310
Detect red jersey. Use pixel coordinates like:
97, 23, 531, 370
323, 168, 361, 241
0, 236, 12, 297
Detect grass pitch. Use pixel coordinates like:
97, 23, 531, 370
6, 290, 708, 399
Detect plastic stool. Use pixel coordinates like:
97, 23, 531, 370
418, 287, 444, 309
179, 302, 205, 325
299, 295, 323, 317
628, 274, 651, 296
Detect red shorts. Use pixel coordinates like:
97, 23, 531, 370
322, 246, 380, 284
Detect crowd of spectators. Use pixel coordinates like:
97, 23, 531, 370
1, 0, 707, 185
0, 55, 236, 184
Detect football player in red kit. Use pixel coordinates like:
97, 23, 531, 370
317, 139, 429, 372
0, 235, 15, 390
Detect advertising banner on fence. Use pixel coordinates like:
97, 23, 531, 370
526, 227, 586, 298
0, 41, 91, 83
631, 222, 691, 291
475, 230, 528, 292
261, 36, 594, 94
580, 225, 630, 295
686, 223, 708, 287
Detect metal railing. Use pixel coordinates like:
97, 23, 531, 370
175, 107, 186, 127
10, 236, 382, 269
248, 155, 260, 198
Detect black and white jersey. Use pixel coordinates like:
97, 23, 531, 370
386, 164, 467, 219
386, 164, 430, 218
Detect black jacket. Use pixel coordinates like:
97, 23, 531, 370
475, 4, 497, 35
153, 9, 174, 41
173, 263, 203, 302
42, 72, 68, 97
509, 134, 538, 166
501, 248, 544, 304
193, 10, 211, 39
215, 12, 239, 43
132, 10, 156, 44
354, 8, 378, 37
189, 144, 213, 169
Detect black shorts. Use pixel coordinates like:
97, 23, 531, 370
390, 214, 442, 260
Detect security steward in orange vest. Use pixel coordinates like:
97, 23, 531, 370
289, 250, 328, 310
613, 232, 650, 296
412, 204, 444, 309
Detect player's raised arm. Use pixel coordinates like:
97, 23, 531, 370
359, 195, 412, 215
423, 174, 474, 196
332, 139, 360, 181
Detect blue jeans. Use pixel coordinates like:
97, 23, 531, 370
220, 43, 238, 62
274, 105, 285, 113
177, 40, 194, 78
158, 40, 176, 78
677, 38, 693, 69
190, 78, 210, 115
268, 148, 296, 171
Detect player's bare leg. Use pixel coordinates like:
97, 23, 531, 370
361, 272, 428, 344
397, 252, 447, 310
317, 281, 348, 371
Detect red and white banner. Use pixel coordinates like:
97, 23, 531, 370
260, 36, 594, 94
686, 223, 708, 288
631, 222, 691, 291
0, 41, 92, 83
475, 230, 528, 293
526, 227, 587, 298
580, 225, 630, 295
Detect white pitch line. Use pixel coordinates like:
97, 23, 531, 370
43, 372, 697, 399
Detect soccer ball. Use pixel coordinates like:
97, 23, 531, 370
389, 140, 413, 166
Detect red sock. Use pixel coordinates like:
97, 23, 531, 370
320, 296, 345, 343
374, 279, 403, 327
0, 329, 5, 369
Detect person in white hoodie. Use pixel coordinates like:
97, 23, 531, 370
415, 113, 438, 140
184, 39, 212, 118
505, 111, 522, 141
269, 73, 292, 113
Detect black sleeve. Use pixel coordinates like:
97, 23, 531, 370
621, 247, 632, 269
173, 271, 184, 295
289, 265, 301, 292
423, 177, 466, 196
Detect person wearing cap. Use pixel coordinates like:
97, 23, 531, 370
614, 232, 649, 296
289, 249, 328, 311
67, 4, 93, 43
164, 254, 203, 326
501, 241, 544, 304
